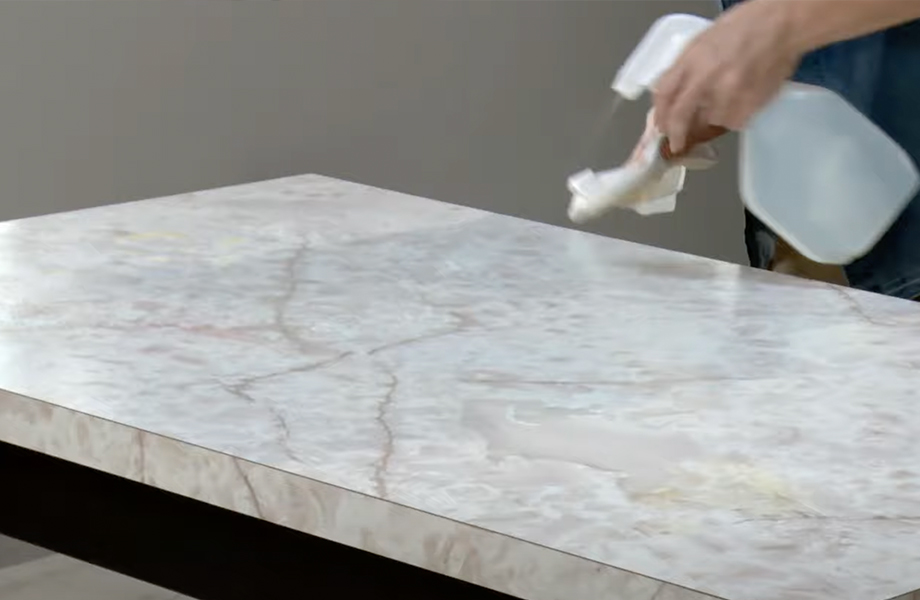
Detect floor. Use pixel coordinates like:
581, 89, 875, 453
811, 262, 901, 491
0, 535, 50, 570
0, 536, 192, 600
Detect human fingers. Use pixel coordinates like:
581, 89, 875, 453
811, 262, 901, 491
712, 82, 780, 131
662, 123, 729, 160
660, 65, 713, 154
704, 69, 742, 129
651, 61, 686, 139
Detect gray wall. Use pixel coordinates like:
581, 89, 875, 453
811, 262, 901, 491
0, 0, 744, 263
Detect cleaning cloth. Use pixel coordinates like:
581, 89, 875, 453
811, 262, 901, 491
567, 109, 719, 223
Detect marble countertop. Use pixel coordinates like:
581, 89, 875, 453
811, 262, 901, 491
1, 174, 919, 600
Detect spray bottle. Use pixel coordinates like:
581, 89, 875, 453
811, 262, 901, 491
568, 13, 920, 265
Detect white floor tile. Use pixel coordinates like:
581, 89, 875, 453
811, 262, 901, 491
0, 553, 193, 600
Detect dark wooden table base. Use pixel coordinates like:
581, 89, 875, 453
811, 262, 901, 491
0, 441, 513, 600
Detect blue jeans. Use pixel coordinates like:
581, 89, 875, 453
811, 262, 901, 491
721, 1, 920, 299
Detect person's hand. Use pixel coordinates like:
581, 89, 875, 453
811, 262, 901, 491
627, 109, 727, 165
653, 0, 804, 153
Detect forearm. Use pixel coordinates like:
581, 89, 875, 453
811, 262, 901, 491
772, 0, 920, 53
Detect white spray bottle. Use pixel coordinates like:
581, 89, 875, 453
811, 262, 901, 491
568, 13, 920, 265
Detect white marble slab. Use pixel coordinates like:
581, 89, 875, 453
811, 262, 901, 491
1, 174, 920, 600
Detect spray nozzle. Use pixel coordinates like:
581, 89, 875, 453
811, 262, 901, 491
611, 13, 712, 100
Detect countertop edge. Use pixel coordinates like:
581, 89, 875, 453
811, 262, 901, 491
0, 387, 722, 600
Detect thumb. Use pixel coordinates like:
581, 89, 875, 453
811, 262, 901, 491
662, 125, 729, 160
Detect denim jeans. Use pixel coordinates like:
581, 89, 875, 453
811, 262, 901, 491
720, 1, 920, 298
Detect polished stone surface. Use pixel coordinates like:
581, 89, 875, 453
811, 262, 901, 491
1, 174, 920, 600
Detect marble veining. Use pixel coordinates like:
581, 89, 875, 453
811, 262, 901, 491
1, 174, 920, 600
